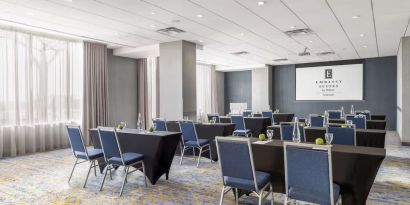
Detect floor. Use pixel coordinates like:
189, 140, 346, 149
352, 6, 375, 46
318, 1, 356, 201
0, 131, 409, 205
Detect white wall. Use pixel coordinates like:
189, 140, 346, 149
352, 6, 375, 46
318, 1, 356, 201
252, 68, 270, 111
398, 36, 410, 144
397, 40, 403, 139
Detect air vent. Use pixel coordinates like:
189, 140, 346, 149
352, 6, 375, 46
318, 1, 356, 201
284, 28, 313, 36
317, 51, 335, 56
156, 27, 185, 36
230, 51, 249, 56
298, 48, 311, 56
273, 58, 288, 62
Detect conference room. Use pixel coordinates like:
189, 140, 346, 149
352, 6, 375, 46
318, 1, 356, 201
0, 0, 409, 204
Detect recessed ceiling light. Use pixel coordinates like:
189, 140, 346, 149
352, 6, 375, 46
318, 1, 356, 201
63, 0, 73, 2
199, 40, 204, 43
363, 45, 367, 48
257, 1, 265, 6
352, 15, 360, 19
359, 33, 365, 37
27, 12, 34, 16
309, 40, 313, 43
113, 32, 119, 36
151, 12, 156, 15
150, 25, 156, 28
239, 33, 245, 36
289, 26, 296, 29
196, 14, 203, 18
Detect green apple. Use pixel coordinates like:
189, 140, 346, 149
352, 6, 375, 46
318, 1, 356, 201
315, 138, 324, 145
259, 134, 266, 141
341, 125, 347, 128
148, 126, 154, 132
117, 125, 124, 130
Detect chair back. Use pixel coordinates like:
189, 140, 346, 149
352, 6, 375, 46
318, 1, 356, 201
231, 115, 246, 130
261, 111, 274, 124
280, 122, 305, 142
355, 110, 371, 120
207, 114, 220, 123
326, 124, 356, 145
98, 127, 123, 161
284, 142, 335, 205
215, 137, 258, 191
66, 125, 87, 156
178, 120, 198, 142
153, 118, 168, 131
243, 110, 252, 117
309, 114, 324, 127
327, 110, 342, 119
345, 115, 366, 129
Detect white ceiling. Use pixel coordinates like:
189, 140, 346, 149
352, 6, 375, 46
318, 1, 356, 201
0, 0, 409, 71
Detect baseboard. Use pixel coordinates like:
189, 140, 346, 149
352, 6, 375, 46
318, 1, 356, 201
402, 142, 410, 146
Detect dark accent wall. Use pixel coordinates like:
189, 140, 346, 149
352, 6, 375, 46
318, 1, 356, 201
272, 56, 397, 129
107, 49, 139, 128
224, 70, 252, 114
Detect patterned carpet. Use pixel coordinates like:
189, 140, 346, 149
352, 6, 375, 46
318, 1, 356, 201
0, 131, 409, 205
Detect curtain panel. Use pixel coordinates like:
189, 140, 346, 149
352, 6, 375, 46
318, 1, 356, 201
0, 29, 83, 157
82, 42, 109, 144
196, 63, 219, 121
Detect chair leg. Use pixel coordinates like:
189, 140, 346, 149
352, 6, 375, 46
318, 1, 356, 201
124, 166, 129, 183
142, 162, 147, 187
192, 147, 196, 158
119, 165, 129, 196
235, 188, 239, 205
270, 183, 274, 205
197, 147, 203, 167
180, 146, 185, 165
68, 158, 78, 183
93, 160, 97, 177
99, 165, 109, 191
209, 145, 213, 163
83, 160, 93, 188
258, 192, 263, 205
219, 186, 225, 205
109, 167, 112, 180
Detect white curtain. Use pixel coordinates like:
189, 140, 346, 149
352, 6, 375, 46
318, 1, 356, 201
196, 63, 218, 121
0, 29, 83, 158
147, 57, 159, 122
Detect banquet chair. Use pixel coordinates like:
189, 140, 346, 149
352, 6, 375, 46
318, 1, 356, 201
309, 114, 325, 127
284, 142, 341, 205
355, 110, 371, 121
66, 125, 103, 188
98, 127, 147, 196
179, 120, 212, 167
279, 122, 305, 142
243, 110, 252, 117
345, 115, 367, 129
261, 111, 274, 125
231, 115, 252, 137
327, 110, 342, 119
152, 118, 168, 131
215, 137, 274, 205
326, 124, 356, 146
207, 114, 221, 123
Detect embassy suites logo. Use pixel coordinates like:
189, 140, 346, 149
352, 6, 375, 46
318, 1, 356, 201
315, 68, 342, 94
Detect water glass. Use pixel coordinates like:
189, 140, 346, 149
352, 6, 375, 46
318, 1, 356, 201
347, 120, 353, 125
212, 117, 217, 124
325, 133, 333, 145
184, 116, 189, 121
153, 123, 157, 131
267, 129, 274, 140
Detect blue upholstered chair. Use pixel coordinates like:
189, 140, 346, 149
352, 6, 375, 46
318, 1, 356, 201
152, 118, 167, 131
284, 142, 341, 205
346, 114, 367, 129
231, 115, 252, 137
326, 124, 356, 146
355, 110, 371, 121
279, 122, 305, 142
179, 120, 212, 167
207, 114, 220, 123
66, 125, 103, 188
97, 127, 147, 196
262, 111, 274, 125
309, 114, 325, 127
243, 110, 252, 117
327, 110, 342, 119
215, 137, 274, 205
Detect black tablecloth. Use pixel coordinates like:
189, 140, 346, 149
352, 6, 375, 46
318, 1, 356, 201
371, 115, 386, 120
329, 119, 386, 130
272, 113, 294, 124
166, 122, 235, 160
220, 117, 271, 137
251, 139, 385, 205
267, 126, 386, 148
89, 129, 181, 185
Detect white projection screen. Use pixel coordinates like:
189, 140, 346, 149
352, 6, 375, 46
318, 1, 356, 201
296, 64, 364, 101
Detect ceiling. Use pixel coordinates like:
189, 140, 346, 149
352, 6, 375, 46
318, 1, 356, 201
0, 0, 409, 71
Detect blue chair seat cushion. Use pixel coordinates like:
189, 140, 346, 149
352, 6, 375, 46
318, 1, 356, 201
184, 139, 209, 147
233, 129, 252, 135
224, 171, 271, 191
75, 148, 103, 160
108, 152, 144, 166
289, 183, 340, 204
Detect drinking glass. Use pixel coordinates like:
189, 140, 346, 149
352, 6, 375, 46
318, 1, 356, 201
212, 117, 217, 124
184, 116, 189, 121
153, 123, 157, 131
346, 120, 353, 125
325, 133, 333, 145
267, 129, 274, 140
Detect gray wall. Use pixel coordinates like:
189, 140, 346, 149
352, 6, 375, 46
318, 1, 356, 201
107, 49, 139, 128
272, 56, 397, 129
216, 71, 225, 115
224, 70, 252, 113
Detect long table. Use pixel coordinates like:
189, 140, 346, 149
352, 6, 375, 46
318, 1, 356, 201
166, 122, 235, 160
219, 116, 271, 137
329, 119, 387, 130
371, 115, 386, 120
251, 139, 386, 205
267, 126, 386, 148
89, 129, 181, 185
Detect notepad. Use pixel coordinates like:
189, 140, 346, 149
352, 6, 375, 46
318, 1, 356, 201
253, 140, 272, 144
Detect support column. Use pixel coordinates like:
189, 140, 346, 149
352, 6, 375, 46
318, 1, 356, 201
398, 37, 410, 145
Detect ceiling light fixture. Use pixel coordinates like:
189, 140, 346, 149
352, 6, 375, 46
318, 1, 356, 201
289, 26, 296, 29
359, 33, 365, 37
27, 12, 34, 16
150, 25, 156, 28
199, 40, 203, 43
196, 14, 203, 18
309, 40, 313, 43
151, 12, 156, 15
352, 15, 360, 19
239, 33, 244, 36
363, 45, 367, 48
257, 1, 265, 6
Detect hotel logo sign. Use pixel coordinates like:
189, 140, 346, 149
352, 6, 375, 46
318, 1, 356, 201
325, 69, 333, 79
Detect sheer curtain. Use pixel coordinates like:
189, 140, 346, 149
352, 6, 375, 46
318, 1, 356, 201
0, 29, 83, 158
196, 63, 218, 121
